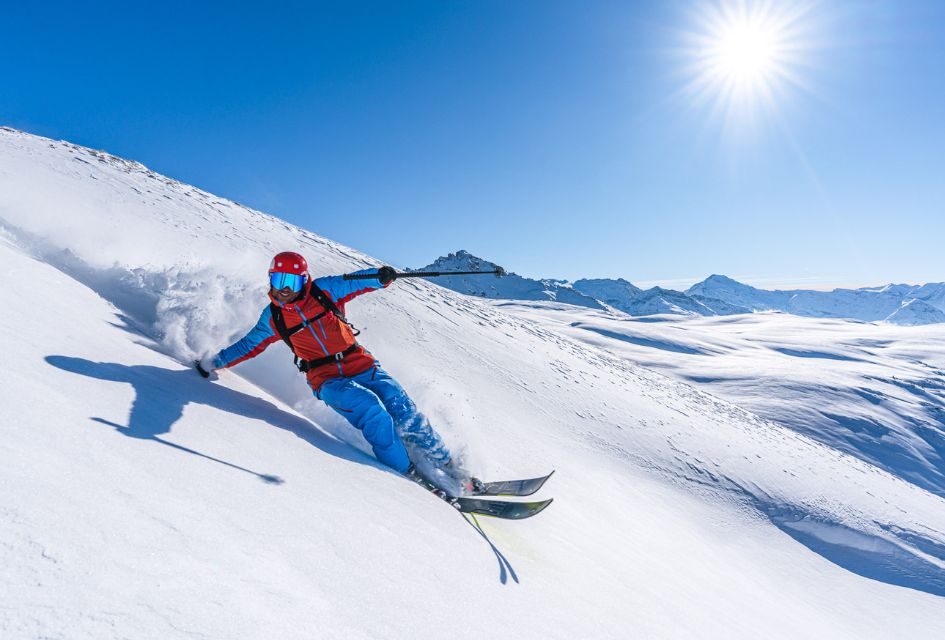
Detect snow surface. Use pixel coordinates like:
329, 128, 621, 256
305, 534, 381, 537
3, 127, 945, 639
495, 302, 945, 499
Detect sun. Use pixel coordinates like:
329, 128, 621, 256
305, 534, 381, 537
681, 1, 815, 125
711, 21, 779, 84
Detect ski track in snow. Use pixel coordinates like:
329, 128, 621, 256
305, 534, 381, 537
3, 127, 945, 638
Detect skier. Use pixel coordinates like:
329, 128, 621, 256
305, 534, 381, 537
197, 251, 466, 493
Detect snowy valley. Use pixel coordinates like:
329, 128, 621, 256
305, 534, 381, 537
2, 127, 945, 639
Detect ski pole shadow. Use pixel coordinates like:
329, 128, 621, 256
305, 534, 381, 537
461, 512, 520, 585
90, 417, 284, 484
46, 355, 375, 483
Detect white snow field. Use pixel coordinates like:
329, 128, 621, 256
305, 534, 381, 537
2, 127, 945, 639
496, 303, 945, 499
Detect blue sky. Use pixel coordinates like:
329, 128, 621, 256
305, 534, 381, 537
2, 1, 943, 288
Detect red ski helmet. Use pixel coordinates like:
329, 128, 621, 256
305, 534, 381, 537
268, 251, 309, 292
269, 251, 308, 276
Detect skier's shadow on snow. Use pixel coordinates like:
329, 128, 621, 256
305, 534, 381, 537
46, 355, 372, 484
47, 355, 524, 584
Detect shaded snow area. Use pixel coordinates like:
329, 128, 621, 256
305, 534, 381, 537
2, 127, 945, 639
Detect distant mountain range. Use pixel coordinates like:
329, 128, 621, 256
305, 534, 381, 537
687, 274, 945, 325
412, 251, 945, 326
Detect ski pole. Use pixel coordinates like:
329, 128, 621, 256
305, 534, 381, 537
343, 267, 506, 281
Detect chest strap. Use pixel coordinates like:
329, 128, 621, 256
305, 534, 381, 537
270, 306, 328, 343
296, 344, 359, 373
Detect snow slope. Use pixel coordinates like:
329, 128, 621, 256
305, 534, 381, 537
3, 127, 945, 638
495, 302, 945, 498
887, 298, 945, 326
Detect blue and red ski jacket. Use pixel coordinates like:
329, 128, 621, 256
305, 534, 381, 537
213, 269, 390, 390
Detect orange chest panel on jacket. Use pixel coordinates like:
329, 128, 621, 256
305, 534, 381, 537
271, 293, 376, 390
273, 295, 358, 359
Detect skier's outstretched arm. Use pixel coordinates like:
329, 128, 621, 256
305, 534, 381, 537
210, 307, 280, 371
315, 266, 395, 307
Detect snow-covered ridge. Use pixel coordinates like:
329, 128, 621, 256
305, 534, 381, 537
413, 251, 745, 317
3, 127, 945, 638
415, 252, 945, 325
411, 250, 606, 309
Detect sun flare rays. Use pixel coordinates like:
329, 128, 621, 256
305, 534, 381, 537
680, 0, 817, 131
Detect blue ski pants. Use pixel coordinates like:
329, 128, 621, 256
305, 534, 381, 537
317, 365, 451, 474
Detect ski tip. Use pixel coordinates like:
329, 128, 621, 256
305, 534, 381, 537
528, 470, 555, 495
526, 497, 553, 518
516, 497, 553, 516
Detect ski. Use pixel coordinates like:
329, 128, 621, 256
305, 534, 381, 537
408, 467, 553, 519
452, 496, 553, 520
467, 470, 555, 497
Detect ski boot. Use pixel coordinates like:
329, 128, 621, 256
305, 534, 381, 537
461, 476, 486, 495
405, 463, 452, 502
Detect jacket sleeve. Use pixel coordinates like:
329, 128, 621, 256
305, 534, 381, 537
314, 268, 391, 307
212, 306, 280, 369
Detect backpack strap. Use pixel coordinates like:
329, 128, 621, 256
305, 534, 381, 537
269, 304, 298, 350
309, 285, 360, 336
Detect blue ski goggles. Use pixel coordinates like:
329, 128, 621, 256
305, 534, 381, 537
270, 271, 306, 292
